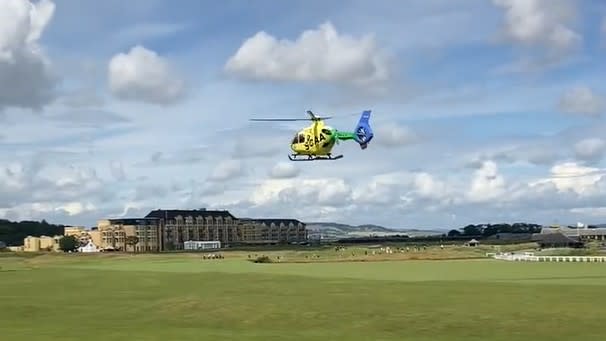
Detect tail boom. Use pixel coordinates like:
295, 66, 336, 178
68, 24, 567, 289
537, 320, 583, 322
333, 110, 374, 149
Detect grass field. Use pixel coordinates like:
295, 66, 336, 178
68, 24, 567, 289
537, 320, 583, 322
1, 246, 606, 340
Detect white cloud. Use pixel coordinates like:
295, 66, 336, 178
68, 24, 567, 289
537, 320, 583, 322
492, 0, 581, 51
559, 86, 605, 116
207, 159, 244, 182
0, 157, 115, 222
109, 160, 126, 180
56, 202, 96, 216
467, 161, 506, 202
570, 207, 606, 217
0, 0, 57, 110
530, 162, 604, 195
249, 177, 351, 208
374, 124, 418, 147
269, 162, 299, 179
224, 21, 390, 86
574, 138, 606, 162
413, 172, 449, 200
108, 45, 186, 104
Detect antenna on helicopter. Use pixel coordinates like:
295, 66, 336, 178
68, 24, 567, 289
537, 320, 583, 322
306, 110, 332, 121
250, 110, 332, 122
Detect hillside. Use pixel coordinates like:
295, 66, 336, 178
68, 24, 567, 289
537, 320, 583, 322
305, 222, 445, 240
305, 222, 395, 232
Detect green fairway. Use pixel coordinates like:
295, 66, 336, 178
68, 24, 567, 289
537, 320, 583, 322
1, 254, 605, 340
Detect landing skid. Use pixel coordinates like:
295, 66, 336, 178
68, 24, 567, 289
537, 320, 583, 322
288, 154, 343, 161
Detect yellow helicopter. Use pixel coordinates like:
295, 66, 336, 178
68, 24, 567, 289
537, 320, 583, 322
250, 110, 373, 161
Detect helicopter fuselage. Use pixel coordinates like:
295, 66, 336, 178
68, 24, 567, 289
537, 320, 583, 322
290, 121, 336, 155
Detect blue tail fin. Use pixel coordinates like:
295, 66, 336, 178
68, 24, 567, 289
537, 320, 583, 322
353, 110, 373, 149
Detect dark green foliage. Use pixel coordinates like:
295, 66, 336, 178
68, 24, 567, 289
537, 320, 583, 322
0, 219, 65, 246
251, 255, 273, 263
59, 235, 78, 252
126, 236, 139, 245
447, 229, 461, 237
459, 223, 543, 236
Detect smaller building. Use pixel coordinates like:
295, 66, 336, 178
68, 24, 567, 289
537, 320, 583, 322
78, 240, 100, 253
184, 240, 221, 250
23, 235, 62, 252
64, 226, 102, 248
465, 239, 480, 247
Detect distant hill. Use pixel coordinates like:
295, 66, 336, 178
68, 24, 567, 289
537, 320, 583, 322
305, 222, 445, 240
305, 222, 395, 233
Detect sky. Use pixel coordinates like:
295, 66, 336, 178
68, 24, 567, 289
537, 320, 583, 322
1, 0, 606, 229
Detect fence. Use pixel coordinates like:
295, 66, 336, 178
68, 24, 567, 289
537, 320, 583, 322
489, 252, 606, 262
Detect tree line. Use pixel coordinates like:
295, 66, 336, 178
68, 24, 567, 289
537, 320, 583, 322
0, 219, 65, 246
337, 222, 546, 244
447, 222, 543, 237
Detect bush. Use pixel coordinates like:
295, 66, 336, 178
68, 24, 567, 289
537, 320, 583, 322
251, 255, 273, 263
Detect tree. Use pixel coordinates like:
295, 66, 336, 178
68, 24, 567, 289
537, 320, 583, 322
462, 224, 483, 236
59, 235, 78, 252
447, 229, 461, 237
125, 236, 139, 252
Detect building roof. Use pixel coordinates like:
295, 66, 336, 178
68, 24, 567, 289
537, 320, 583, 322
145, 209, 236, 220
485, 232, 533, 240
107, 218, 159, 225
532, 232, 582, 244
240, 218, 304, 225
540, 226, 606, 237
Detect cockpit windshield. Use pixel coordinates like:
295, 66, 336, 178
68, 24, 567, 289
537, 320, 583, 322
291, 134, 305, 144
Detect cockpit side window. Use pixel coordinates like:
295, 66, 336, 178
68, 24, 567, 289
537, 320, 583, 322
298, 134, 305, 143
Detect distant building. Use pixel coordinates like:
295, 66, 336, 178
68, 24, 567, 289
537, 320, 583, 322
23, 235, 62, 252
239, 218, 307, 244
145, 209, 239, 250
485, 233, 533, 242
78, 240, 100, 253
97, 218, 160, 252
532, 232, 584, 248
539, 226, 606, 241
465, 238, 480, 247
95, 209, 308, 252
64, 226, 102, 248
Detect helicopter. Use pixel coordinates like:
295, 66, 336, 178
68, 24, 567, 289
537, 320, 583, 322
250, 110, 373, 161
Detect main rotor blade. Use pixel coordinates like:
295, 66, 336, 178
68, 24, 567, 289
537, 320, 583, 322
249, 118, 312, 121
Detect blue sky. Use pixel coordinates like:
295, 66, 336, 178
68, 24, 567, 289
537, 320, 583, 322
1, 0, 606, 229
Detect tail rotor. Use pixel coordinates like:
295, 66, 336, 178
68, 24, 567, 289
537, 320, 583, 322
353, 110, 373, 149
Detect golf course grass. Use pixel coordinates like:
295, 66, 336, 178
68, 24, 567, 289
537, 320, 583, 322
1, 249, 605, 340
